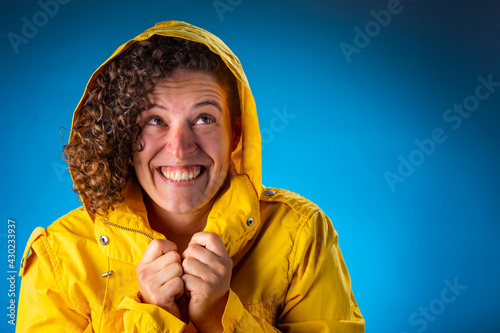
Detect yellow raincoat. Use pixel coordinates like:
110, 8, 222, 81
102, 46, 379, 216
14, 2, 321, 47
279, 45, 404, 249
16, 21, 365, 332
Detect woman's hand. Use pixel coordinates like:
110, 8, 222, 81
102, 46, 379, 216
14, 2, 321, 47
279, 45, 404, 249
181, 232, 232, 332
136, 239, 184, 320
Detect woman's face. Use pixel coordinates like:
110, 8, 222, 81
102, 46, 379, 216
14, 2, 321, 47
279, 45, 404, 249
133, 69, 236, 218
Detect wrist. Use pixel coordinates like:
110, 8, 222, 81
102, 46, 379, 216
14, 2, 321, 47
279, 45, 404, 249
193, 292, 228, 333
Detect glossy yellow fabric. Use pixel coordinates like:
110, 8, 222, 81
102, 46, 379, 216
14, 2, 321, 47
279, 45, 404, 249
16, 21, 365, 332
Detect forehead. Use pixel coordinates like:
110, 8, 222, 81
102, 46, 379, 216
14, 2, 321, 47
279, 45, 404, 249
152, 69, 225, 95
146, 69, 229, 117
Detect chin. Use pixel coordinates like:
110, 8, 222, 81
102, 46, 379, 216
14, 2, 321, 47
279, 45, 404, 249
160, 198, 209, 215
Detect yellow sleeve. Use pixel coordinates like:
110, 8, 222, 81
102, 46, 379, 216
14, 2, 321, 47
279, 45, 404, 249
16, 227, 92, 333
118, 291, 187, 332
221, 211, 365, 332
220, 288, 280, 332
278, 211, 365, 332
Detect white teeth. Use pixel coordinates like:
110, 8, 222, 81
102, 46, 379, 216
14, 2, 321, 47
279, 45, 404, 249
161, 168, 202, 182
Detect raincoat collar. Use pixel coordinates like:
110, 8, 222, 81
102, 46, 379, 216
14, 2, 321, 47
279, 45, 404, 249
95, 174, 261, 264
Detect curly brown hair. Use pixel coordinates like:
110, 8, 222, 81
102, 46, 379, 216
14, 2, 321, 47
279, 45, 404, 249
64, 35, 240, 216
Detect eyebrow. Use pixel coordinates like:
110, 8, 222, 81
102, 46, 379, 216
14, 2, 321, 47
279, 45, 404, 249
150, 103, 166, 110
149, 99, 223, 114
194, 100, 223, 114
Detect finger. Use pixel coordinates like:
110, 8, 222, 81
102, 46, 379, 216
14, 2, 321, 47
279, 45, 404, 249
187, 232, 227, 258
181, 273, 203, 297
158, 261, 184, 282
140, 239, 178, 265
138, 261, 183, 293
161, 276, 185, 300
139, 260, 185, 303
153, 251, 182, 272
182, 255, 212, 280
137, 245, 181, 283
149, 276, 184, 305
181, 243, 213, 265
138, 252, 183, 285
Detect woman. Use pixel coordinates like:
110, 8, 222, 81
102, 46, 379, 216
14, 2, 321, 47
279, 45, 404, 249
17, 21, 364, 332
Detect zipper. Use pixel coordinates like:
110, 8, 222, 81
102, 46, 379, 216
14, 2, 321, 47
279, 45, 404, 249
101, 219, 153, 240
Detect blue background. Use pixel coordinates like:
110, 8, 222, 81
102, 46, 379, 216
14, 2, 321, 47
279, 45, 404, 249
1, 0, 499, 332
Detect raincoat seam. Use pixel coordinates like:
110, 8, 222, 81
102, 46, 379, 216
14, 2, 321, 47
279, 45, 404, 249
233, 317, 244, 331
243, 300, 278, 326
98, 257, 112, 332
261, 189, 321, 221
239, 298, 276, 311
39, 235, 90, 316
286, 214, 310, 288
144, 322, 166, 333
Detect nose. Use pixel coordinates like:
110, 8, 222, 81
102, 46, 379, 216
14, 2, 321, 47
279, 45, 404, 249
165, 123, 197, 159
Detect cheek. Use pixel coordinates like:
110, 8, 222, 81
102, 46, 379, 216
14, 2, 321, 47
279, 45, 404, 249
132, 139, 141, 153
134, 131, 150, 150
132, 152, 143, 168
131, 134, 146, 163
209, 133, 232, 169
132, 152, 147, 179
132, 140, 155, 174
133, 132, 157, 160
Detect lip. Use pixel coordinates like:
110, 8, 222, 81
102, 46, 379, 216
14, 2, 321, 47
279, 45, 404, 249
156, 165, 206, 186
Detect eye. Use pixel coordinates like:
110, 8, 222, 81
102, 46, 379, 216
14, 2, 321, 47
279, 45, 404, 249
195, 114, 216, 125
146, 116, 166, 126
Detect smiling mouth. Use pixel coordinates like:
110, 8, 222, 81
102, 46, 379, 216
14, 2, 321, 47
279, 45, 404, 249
159, 165, 204, 182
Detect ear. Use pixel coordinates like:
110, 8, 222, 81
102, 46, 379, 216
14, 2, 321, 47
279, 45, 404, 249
231, 116, 242, 152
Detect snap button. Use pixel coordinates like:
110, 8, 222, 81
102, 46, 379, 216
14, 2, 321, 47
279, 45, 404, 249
100, 235, 109, 245
246, 218, 254, 226
102, 271, 114, 278
264, 189, 275, 196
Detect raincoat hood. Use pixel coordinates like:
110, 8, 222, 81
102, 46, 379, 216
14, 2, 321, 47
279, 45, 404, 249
69, 20, 262, 205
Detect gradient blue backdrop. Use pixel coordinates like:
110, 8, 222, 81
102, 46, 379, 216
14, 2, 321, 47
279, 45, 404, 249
1, 0, 499, 332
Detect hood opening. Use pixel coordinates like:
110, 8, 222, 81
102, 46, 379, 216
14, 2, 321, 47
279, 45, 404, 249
67, 21, 262, 216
